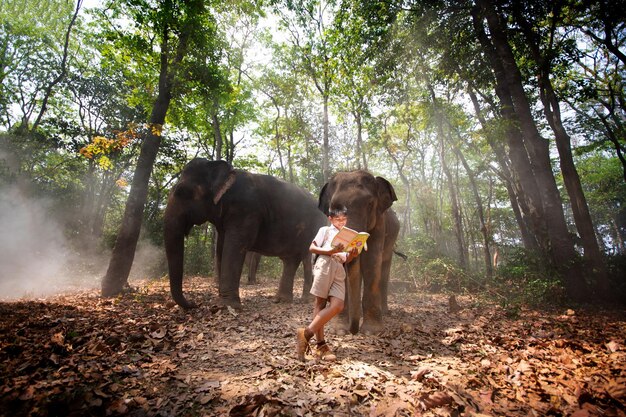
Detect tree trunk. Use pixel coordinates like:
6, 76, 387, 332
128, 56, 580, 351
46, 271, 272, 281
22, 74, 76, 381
471, 7, 549, 254
438, 124, 467, 270
355, 112, 368, 170
450, 135, 493, 279
212, 111, 223, 161
429, 81, 490, 276
513, 8, 610, 297
322, 95, 330, 181
383, 138, 411, 237
31, 0, 82, 131
466, 87, 538, 250
475, 0, 588, 300
102, 25, 189, 297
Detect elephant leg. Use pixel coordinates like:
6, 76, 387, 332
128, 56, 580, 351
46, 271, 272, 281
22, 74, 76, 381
275, 257, 300, 303
301, 254, 313, 302
380, 256, 392, 315
215, 230, 224, 282
245, 252, 260, 285
343, 260, 362, 335
360, 250, 384, 335
217, 234, 248, 310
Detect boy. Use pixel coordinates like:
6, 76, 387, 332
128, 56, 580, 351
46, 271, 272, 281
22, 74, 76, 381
296, 207, 358, 362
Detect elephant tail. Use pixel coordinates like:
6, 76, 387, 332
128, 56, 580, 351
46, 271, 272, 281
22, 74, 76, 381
393, 250, 408, 261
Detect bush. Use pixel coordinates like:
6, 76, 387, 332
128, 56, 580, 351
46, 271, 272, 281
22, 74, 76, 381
492, 247, 566, 308
183, 226, 213, 276
606, 254, 626, 303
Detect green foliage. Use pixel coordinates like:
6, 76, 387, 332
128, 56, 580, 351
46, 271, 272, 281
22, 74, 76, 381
574, 152, 626, 253
396, 235, 468, 292
0, 0, 79, 129
251, 256, 284, 282
605, 254, 626, 302
0, 0, 623, 306
394, 235, 575, 309
183, 226, 213, 276
492, 247, 567, 308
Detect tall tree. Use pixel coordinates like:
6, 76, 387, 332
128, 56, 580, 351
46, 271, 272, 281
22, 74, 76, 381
510, 1, 609, 295
277, 0, 337, 181
0, 0, 82, 131
474, 0, 588, 300
563, 0, 626, 180
102, 0, 222, 296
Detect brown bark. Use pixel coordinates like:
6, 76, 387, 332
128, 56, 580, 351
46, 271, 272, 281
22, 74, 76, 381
449, 134, 493, 279
102, 22, 190, 297
466, 88, 538, 250
322, 96, 330, 181
474, 0, 589, 300
435, 111, 467, 270
471, 7, 549, 253
354, 112, 368, 170
513, 7, 609, 296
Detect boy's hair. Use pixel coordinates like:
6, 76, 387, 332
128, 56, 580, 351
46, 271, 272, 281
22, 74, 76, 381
328, 206, 348, 218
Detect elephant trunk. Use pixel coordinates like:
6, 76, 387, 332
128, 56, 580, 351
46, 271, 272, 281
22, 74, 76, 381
164, 216, 196, 309
346, 260, 362, 334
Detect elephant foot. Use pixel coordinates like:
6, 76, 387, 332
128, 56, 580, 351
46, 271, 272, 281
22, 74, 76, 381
180, 300, 198, 310
273, 293, 294, 304
331, 319, 351, 336
216, 297, 243, 311
360, 320, 384, 335
300, 293, 313, 303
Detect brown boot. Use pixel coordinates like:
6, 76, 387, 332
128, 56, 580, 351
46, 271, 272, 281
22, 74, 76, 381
296, 328, 310, 362
315, 341, 336, 361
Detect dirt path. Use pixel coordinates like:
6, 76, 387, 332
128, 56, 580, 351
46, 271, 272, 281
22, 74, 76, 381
1, 277, 625, 416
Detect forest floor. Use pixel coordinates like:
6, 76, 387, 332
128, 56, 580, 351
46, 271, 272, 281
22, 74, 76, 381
0, 276, 625, 417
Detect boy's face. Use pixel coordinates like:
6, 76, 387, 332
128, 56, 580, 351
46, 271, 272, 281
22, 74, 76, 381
329, 214, 347, 229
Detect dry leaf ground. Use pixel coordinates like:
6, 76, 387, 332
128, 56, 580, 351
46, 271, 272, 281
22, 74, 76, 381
1, 276, 625, 416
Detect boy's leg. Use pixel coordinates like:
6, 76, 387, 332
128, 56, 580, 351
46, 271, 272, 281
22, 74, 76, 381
308, 296, 344, 334
298, 298, 343, 361
297, 297, 326, 362
298, 258, 343, 361
310, 296, 343, 361
312, 297, 327, 342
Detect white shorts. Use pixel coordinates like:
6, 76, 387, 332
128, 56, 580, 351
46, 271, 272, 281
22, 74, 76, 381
310, 255, 346, 301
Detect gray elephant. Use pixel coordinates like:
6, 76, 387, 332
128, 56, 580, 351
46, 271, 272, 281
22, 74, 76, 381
164, 158, 327, 309
245, 252, 261, 284
380, 210, 400, 315
318, 170, 399, 334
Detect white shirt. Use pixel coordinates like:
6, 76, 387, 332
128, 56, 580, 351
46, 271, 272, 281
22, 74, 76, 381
312, 225, 347, 263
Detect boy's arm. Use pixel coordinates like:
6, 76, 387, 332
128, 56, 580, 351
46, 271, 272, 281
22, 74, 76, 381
310, 240, 344, 256
344, 247, 359, 263
330, 247, 358, 264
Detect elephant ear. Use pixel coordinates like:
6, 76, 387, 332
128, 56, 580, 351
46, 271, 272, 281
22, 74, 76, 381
375, 176, 397, 213
318, 182, 330, 215
208, 160, 236, 204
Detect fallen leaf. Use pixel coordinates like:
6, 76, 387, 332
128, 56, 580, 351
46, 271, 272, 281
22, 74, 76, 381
418, 391, 453, 410
606, 379, 626, 403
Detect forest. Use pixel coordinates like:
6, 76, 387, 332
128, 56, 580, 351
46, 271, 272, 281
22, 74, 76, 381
0, 0, 625, 416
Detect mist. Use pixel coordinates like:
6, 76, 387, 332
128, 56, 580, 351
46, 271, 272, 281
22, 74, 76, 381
0, 185, 165, 300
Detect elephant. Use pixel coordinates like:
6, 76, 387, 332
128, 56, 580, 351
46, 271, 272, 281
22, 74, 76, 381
164, 158, 328, 310
245, 252, 261, 284
381, 210, 400, 315
318, 170, 398, 334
